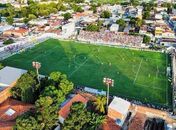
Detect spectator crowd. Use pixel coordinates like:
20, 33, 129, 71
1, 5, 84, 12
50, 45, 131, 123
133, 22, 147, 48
78, 30, 143, 47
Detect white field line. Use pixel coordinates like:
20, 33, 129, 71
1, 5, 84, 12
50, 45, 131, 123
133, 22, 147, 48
135, 83, 164, 91
133, 59, 143, 84
68, 57, 90, 77
68, 47, 101, 78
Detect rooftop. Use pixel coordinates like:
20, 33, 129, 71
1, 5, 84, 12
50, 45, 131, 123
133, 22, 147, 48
100, 117, 121, 130
128, 113, 147, 130
109, 97, 130, 115
0, 66, 27, 90
0, 98, 34, 130
5, 28, 28, 34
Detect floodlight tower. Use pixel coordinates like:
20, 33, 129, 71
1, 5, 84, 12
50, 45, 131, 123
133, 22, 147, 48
32, 61, 41, 84
103, 77, 114, 112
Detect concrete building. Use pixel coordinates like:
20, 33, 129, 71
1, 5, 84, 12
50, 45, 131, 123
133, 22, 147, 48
110, 24, 119, 32
108, 97, 131, 126
62, 22, 75, 38
0, 25, 14, 33
3, 28, 28, 37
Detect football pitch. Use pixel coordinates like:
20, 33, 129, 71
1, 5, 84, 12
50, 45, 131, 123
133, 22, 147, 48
2, 39, 171, 106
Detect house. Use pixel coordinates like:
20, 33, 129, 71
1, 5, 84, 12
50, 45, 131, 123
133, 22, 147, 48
100, 117, 121, 130
0, 98, 34, 130
0, 66, 27, 104
110, 24, 119, 32
58, 94, 89, 124
3, 28, 28, 37
128, 113, 147, 130
62, 22, 75, 38
155, 27, 163, 38
108, 97, 131, 126
0, 25, 14, 33
29, 19, 48, 26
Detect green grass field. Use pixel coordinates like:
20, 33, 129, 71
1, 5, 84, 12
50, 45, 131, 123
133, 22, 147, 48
2, 39, 171, 106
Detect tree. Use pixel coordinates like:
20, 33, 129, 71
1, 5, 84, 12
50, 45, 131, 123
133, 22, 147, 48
93, 96, 106, 114
129, 0, 139, 6
41, 85, 65, 104
3, 38, 14, 45
50, 71, 61, 83
116, 19, 126, 28
63, 12, 72, 20
71, 4, 83, 12
6, 16, 13, 25
86, 24, 100, 32
63, 102, 105, 130
135, 18, 143, 27
88, 113, 105, 130
100, 10, 112, 18
0, 63, 3, 70
63, 102, 91, 130
90, 4, 97, 13
28, 14, 37, 20
11, 71, 39, 103
143, 11, 150, 20
35, 96, 58, 130
59, 79, 73, 95
23, 17, 29, 24
143, 35, 151, 44
15, 112, 41, 130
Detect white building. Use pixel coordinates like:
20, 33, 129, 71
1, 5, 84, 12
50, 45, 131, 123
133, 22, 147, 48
110, 24, 119, 32
108, 97, 131, 126
0, 25, 14, 33
29, 19, 48, 26
62, 22, 75, 38
0, 0, 14, 4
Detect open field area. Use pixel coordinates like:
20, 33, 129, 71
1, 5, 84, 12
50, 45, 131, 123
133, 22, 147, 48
2, 39, 171, 106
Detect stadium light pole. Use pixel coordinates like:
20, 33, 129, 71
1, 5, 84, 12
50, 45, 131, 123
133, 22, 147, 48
103, 77, 114, 113
32, 61, 41, 84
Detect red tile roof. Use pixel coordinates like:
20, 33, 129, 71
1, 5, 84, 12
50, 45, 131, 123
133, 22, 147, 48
58, 94, 88, 119
128, 113, 147, 130
100, 117, 121, 130
5, 28, 28, 34
51, 20, 62, 26
0, 98, 34, 130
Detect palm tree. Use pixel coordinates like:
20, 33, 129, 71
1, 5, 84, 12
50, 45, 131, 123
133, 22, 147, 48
93, 96, 106, 114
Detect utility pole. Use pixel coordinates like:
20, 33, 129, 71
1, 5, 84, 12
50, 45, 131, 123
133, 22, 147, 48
32, 61, 41, 84
103, 77, 114, 113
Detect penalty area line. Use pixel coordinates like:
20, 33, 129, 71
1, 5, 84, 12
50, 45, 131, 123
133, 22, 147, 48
133, 59, 143, 84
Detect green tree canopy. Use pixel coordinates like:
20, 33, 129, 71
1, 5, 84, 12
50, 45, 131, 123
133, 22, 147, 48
93, 96, 106, 114
116, 19, 126, 27
100, 10, 112, 18
143, 35, 151, 44
15, 112, 41, 130
11, 71, 39, 103
63, 12, 72, 20
86, 24, 100, 32
6, 16, 13, 25
35, 96, 58, 130
3, 38, 14, 45
41, 85, 65, 104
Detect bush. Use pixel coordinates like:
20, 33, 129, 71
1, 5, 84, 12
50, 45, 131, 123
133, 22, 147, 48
3, 39, 14, 45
